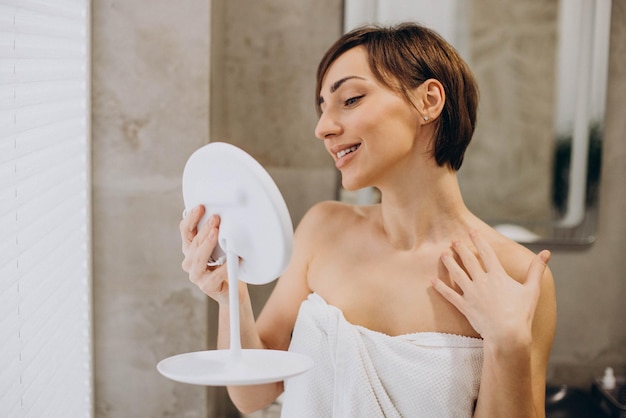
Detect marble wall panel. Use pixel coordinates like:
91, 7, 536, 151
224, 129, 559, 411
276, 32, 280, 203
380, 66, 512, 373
210, 0, 342, 169
91, 0, 212, 416
461, 0, 558, 222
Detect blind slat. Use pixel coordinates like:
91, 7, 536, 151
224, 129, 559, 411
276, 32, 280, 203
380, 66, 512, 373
16, 138, 85, 179
2, 0, 86, 20
13, 100, 86, 130
0, 5, 84, 35
0, 33, 86, 58
0, 58, 87, 84
0, 80, 86, 110
0, 117, 85, 152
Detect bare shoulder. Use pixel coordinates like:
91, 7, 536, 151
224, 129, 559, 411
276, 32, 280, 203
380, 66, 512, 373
295, 200, 369, 241
483, 227, 552, 285
292, 201, 378, 271
299, 200, 366, 223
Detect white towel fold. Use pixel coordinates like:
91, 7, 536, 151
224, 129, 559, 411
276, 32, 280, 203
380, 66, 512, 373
281, 293, 484, 418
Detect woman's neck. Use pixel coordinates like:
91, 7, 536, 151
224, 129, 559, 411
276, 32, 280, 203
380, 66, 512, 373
375, 168, 477, 250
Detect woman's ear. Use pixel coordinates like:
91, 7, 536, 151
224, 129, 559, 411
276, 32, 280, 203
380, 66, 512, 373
413, 79, 445, 123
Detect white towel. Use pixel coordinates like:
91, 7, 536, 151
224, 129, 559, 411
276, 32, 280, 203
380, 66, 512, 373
281, 293, 483, 418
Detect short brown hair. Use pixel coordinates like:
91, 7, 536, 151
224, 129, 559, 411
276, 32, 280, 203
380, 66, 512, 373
316, 23, 478, 170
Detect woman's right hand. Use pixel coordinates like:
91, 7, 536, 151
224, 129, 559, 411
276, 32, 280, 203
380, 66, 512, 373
180, 205, 231, 304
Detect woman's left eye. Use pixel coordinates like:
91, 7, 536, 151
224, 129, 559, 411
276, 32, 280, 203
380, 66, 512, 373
344, 95, 364, 107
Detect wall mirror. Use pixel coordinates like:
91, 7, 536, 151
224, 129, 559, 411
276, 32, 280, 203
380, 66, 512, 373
341, 0, 611, 245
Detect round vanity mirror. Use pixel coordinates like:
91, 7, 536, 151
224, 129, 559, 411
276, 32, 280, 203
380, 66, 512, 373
157, 142, 313, 385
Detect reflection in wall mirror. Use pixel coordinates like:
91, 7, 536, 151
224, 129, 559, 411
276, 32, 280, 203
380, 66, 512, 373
341, 0, 611, 245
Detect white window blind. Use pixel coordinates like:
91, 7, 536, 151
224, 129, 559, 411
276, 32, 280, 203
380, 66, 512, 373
0, 0, 92, 417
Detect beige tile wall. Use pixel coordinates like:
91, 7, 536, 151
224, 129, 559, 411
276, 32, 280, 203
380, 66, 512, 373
92, 0, 212, 416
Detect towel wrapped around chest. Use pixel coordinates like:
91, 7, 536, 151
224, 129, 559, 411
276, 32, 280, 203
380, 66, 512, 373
280, 293, 484, 418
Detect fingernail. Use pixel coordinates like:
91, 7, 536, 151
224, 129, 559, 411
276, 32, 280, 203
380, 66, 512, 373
209, 215, 216, 227
540, 250, 551, 263
192, 206, 200, 213
452, 240, 460, 247
469, 229, 478, 238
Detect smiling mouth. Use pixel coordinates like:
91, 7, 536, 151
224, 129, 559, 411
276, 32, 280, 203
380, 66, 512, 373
336, 144, 361, 159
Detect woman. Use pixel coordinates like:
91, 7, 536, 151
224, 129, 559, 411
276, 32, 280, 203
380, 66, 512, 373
181, 23, 556, 417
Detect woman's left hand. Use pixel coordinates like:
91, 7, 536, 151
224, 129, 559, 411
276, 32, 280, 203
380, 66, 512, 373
431, 230, 550, 344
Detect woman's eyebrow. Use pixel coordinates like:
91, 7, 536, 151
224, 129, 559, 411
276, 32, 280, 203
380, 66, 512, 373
330, 75, 365, 93
318, 75, 366, 107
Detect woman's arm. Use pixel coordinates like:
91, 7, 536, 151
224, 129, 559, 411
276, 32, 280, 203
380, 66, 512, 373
180, 206, 281, 412
432, 231, 556, 417
180, 203, 321, 414
474, 268, 556, 418
227, 203, 331, 412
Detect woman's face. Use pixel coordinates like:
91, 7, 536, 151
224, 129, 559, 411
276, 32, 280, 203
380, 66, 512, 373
315, 47, 423, 191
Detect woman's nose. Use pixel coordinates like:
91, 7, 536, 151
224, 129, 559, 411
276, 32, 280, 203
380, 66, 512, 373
314, 111, 342, 140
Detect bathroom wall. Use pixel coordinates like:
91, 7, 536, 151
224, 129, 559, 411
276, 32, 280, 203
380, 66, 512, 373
91, 1, 624, 417
91, 0, 212, 416
462, 0, 557, 223
210, 0, 341, 224
543, 1, 626, 387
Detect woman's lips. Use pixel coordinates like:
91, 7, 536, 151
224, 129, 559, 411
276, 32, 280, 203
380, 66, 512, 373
334, 143, 361, 168
336, 144, 360, 159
